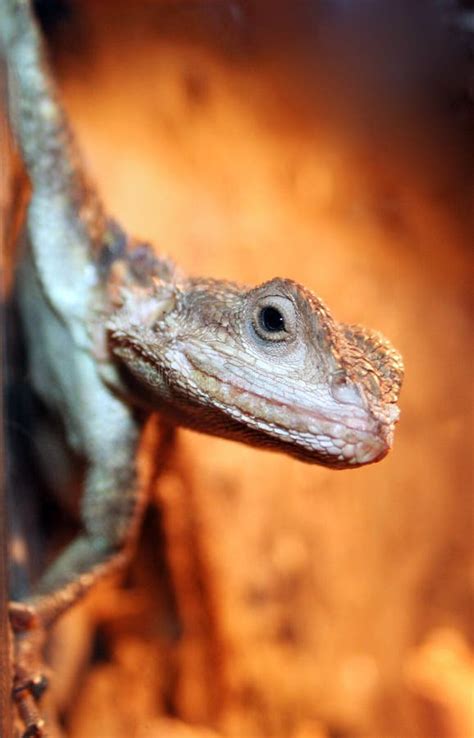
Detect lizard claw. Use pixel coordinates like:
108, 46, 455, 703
13, 672, 49, 702
22, 726, 47, 738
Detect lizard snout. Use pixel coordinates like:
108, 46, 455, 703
352, 420, 394, 465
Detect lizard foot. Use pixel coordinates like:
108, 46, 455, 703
13, 673, 48, 738
10, 602, 51, 738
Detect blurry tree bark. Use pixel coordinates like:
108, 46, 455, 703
0, 62, 13, 738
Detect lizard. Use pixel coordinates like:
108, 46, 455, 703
0, 0, 403, 735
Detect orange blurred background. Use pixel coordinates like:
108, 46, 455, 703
11, 2, 474, 737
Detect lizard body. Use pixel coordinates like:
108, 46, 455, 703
1, 0, 403, 734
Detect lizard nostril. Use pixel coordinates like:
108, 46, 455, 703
332, 369, 347, 386
330, 375, 366, 409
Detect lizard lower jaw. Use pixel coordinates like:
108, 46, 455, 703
300, 415, 395, 467
176, 349, 399, 468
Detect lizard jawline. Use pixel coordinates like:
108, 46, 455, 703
184, 356, 392, 466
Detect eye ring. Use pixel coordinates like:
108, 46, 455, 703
251, 294, 296, 343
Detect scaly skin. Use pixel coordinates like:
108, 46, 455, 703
107, 275, 403, 468
1, 0, 403, 735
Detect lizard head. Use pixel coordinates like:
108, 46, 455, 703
108, 277, 403, 469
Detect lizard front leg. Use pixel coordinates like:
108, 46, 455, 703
11, 383, 145, 619
9, 387, 147, 737
36, 449, 142, 622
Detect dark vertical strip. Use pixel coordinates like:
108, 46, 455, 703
0, 57, 13, 738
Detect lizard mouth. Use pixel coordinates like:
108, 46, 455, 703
110, 336, 396, 467
183, 351, 395, 468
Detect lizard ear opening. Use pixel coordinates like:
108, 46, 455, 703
342, 324, 404, 404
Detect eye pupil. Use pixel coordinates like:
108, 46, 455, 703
260, 306, 285, 333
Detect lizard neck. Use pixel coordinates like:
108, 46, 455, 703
95, 218, 178, 303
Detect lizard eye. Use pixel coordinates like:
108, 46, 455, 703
252, 295, 296, 343
259, 306, 285, 332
